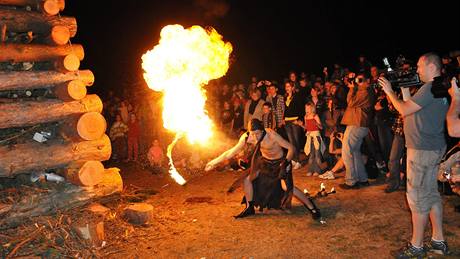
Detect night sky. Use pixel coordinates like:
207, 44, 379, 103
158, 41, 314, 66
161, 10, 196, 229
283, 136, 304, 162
63, 0, 460, 95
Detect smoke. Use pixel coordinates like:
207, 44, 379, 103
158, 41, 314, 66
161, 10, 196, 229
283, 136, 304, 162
194, 0, 230, 20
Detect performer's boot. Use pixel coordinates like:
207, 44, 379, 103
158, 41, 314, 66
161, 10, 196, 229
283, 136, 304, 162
305, 198, 321, 220
234, 201, 255, 218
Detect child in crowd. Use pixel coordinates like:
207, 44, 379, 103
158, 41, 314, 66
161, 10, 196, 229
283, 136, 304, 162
148, 139, 164, 171
262, 102, 276, 130
297, 102, 326, 176
220, 101, 234, 135
126, 113, 140, 162
109, 114, 129, 161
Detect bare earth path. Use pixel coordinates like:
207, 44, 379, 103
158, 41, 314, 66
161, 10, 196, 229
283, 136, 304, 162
113, 163, 460, 259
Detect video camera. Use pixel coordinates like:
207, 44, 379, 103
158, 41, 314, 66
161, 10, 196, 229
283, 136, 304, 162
375, 57, 422, 88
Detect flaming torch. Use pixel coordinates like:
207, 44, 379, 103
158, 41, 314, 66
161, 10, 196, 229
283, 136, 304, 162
142, 25, 232, 185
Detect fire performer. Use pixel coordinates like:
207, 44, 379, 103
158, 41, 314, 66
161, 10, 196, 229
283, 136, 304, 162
205, 119, 321, 220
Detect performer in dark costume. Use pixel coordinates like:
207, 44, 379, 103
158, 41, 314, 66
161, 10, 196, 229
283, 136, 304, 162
205, 119, 321, 220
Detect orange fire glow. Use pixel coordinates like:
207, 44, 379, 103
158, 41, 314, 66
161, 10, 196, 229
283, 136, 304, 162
142, 24, 232, 185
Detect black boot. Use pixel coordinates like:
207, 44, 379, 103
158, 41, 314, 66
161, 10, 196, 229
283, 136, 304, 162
305, 198, 321, 220
234, 201, 255, 218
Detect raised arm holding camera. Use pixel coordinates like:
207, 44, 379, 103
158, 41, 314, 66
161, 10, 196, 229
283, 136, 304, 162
446, 77, 460, 137
379, 53, 450, 258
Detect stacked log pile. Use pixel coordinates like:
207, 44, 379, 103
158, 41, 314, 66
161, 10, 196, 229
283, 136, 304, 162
0, 0, 123, 226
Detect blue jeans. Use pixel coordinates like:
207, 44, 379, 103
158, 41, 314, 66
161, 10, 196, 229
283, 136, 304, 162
377, 123, 394, 163
342, 125, 369, 185
284, 122, 303, 162
387, 134, 405, 186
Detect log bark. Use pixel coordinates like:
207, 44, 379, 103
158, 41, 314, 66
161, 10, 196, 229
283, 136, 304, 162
0, 8, 76, 37
0, 0, 64, 15
0, 43, 84, 62
1, 23, 6, 42
53, 79, 86, 101
0, 168, 123, 229
123, 203, 154, 225
0, 134, 111, 177
0, 70, 94, 90
61, 112, 107, 141
0, 94, 102, 129
64, 161, 105, 187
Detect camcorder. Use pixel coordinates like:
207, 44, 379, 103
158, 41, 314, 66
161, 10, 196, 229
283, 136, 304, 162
372, 57, 422, 89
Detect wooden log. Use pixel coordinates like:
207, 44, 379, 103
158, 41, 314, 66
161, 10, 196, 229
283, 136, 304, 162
0, 8, 76, 37
123, 203, 154, 225
44, 25, 70, 45
0, 168, 123, 229
0, 43, 84, 62
54, 53, 80, 72
64, 161, 105, 187
53, 79, 86, 101
38, 0, 60, 15
0, 94, 102, 129
73, 219, 105, 247
0, 70, 94, 91
0, 134, 111, 177
60, 112, 107, 141
57, 0, 63, 10
1, 24, 6, 42
0, 0, 63, 15
86, 203, 110, 216
3, 25, 69, 45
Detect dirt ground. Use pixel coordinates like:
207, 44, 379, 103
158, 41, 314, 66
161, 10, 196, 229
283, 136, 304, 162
107, 162, 460, 259
2, 160, 460, 259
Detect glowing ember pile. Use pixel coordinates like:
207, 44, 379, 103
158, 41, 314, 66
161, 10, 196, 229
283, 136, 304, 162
142, 24, 232, 185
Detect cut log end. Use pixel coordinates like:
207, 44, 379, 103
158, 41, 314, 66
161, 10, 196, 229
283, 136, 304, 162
80, 94, 103, 114
55, 53, 80, 72
123, 203, 154, 225
41, 0, 60, 16
67, 80, 87, 100
77, 112, 107, 141
65, 161, 105, 187
58, 0, 65, 10
50, 25, 70, 45
54, 80, 86, 101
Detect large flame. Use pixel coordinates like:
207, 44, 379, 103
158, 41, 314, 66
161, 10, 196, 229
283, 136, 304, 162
142, 24, 232, 185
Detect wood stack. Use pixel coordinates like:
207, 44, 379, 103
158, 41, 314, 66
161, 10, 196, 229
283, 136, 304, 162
0, 0, 123, 225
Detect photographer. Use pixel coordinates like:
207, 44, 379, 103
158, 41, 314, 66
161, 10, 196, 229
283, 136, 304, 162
379, 53, 450, 258
339, 72, 375, 190
446, 77, 460, 137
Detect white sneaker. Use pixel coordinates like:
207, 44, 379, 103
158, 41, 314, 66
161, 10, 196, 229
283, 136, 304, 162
292, 161, 302, 170
319, 170, 335, 180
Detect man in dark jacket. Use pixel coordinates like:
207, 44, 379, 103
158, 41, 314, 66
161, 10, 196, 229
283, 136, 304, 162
339, 72, 375, 189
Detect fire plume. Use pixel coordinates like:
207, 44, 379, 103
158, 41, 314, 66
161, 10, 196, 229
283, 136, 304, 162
142, 24, 232, 185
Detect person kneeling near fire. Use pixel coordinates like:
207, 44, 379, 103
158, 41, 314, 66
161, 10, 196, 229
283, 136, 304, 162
205, 119, 321, 220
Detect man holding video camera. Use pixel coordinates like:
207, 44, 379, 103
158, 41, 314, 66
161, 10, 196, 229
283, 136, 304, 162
379, 53, 450, 258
